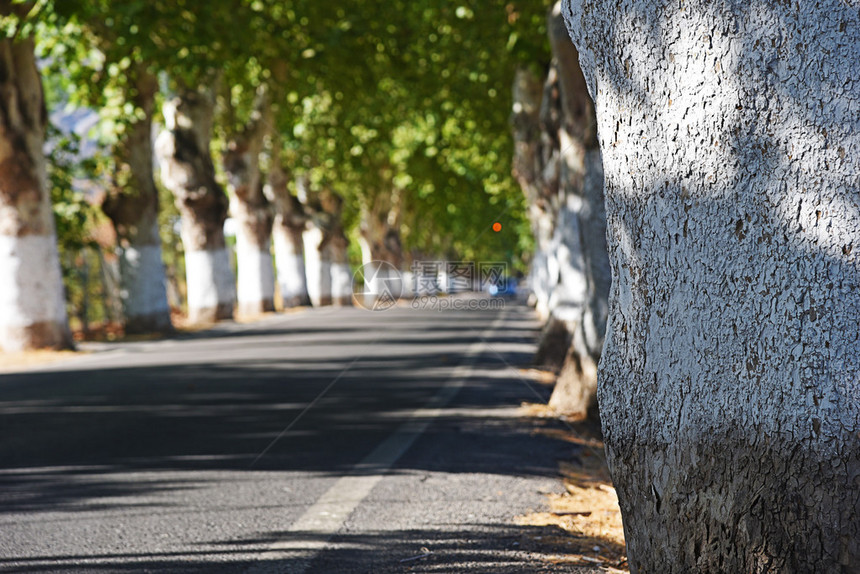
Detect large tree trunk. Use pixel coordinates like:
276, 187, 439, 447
532, 60, 588, 381
262, 62, 310, 310
102, 67, 172, 334
0, 35, 72, 351
264, 158, 310, 308
548, 144, 608, 419
96, 245, 123, 325
155, 83, 235, 324
563, 0, 860, 571
222, 87, 275, 318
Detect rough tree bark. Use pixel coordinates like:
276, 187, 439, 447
563, 0, 860, 571
264, 151, 310, 308
155, 83, 235, 323
0, 33, 73, 351
101, 67, 172, 334
222, 88, 275, 317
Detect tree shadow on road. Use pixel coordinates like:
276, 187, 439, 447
0, 306, 625, 571
0, 521, 620, 572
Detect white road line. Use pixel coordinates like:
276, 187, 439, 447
244, 310, 508, 574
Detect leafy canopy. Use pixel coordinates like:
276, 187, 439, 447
35, 0, 553, 267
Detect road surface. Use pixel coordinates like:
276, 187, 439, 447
0, 301, 608, 573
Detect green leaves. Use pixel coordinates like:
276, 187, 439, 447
46, 126, 102, 252
36, 0, 552, 270
266, 0, 552, 266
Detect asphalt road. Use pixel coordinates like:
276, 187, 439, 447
0, 300, 608, 573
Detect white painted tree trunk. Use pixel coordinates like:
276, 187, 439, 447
327, 231, 352, 307
272, 224, 309, 308
301, 188, 351, 307
358, 237, 399, 307
330, 260, 353, 306
155, 84, 235, 324
563, 0, 860, 570
102, 68, 172, 334
115, 230, 171, 332
528, 246, 552, 319
0, 35, 72, 351
264, 157, 310, 308
400, 271, 414, 297
547, 192, 588, 313
436, 263, 450, 294
233, 234, 275, 316
96, 245, 124, 324
223, 88, 275, 317
303, 226, 332, 307
548, 145, 610, 418
183, 247, 235, 320
514, 66, 566, 363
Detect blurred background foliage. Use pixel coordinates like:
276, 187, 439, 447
24, 0, 554, 330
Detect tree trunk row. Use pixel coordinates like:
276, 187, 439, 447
154, 83, 349, 324
512, 2, 610, 420
0, 31, 355, 350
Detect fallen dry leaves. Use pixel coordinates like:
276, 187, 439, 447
516, 402, 629, 571
0, 350, 79, 373
517, 368, 558, 386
